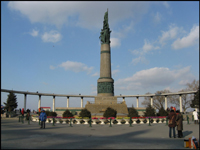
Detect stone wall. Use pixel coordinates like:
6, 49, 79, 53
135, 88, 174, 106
95, 96, 117, 104
85, 102, 128, 114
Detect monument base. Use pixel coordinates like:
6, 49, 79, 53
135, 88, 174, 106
85, 96, 128, 117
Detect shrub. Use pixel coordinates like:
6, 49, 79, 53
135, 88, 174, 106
79, 108, 91, 118
39, 111, 57, 117
128, 107, 139, 118
103, 107, 117, 118
63, 110, 74, 117
144, 104, 156, 117
45, 111, 51, 116
157, 106, 168, 116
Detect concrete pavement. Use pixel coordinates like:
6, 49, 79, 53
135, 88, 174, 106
1, 118, 199, 149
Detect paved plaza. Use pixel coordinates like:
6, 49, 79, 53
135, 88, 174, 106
1, 118, 199, 149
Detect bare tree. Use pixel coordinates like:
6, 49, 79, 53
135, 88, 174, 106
141, 90, 171, 110
169, 79, 199, 112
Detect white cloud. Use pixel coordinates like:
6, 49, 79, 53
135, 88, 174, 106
50, 65, 56, 70
91, 72, 99, 77
41, 30, 62, 43
30, 29, 39, 37
153, 12, 162, 24
142, 39, 160, 53
8, 1, 149, 29
111, 21, 134, 48
129, 39, 159, 65
163, 1, 170, 9
43, 82, 48, 85
115, 66, 194, 91
164, 87, 181, 93
159, 24, 182, 46
130, 49, 140, 55
179, 80, 190, 86
171, 25, 199, 50
59, 61, 93, 74
110, 38, 121, 48
112, 69, 120, 76
132, 56, 149, 65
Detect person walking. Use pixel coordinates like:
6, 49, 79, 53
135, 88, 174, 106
168, 108, 177, 138
39, 110, 47, 129
176, 110, 183, 138
193, 109, 198, 124
26, 109, 30, 120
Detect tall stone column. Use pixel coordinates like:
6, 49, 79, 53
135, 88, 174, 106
179, 94, 182, 112
85, 10, 128, 115
165, 95, 168, 110
150, 96, 153, 106
67, 96, 69, 108
24, 94, 27, 110
97, 9, 114, 97
38, 95, 41, 109
97, 43, 114, 96
81, 97, 83, 108
123, 97, 125, 102
53, 96, 55, 112
136, 97, 139, 108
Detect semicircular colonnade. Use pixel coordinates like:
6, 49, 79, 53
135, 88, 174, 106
1, 89, 197, 113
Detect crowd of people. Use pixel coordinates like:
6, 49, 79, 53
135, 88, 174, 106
167, 107, 199, 138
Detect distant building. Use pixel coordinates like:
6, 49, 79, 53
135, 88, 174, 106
40, 107, 51, 111
127, 107, 146, 116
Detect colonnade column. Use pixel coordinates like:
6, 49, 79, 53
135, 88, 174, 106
38, 95, 41, 110
165, 95, 168, 110
136, 97, 139, 108
24, 94, 27, 110
179, 94, 182, 112
53, 96, 55, 112
150, 96, 153, 106
67, 96, 69, 108
123, 97, 125, 102
81, 97, 83, 108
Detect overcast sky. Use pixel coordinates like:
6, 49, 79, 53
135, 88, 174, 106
1, 1, 199, 111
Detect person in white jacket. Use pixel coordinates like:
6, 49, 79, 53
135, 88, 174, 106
193, 110, 198, 124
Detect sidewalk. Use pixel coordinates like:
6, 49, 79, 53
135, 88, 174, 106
1, 118, 199, 149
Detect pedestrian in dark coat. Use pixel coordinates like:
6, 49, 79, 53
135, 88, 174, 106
176, 110, 183, 138
168, 109, 177, 138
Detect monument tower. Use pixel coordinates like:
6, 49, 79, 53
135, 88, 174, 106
97, 9, 114, 97
85, 10, 128, 117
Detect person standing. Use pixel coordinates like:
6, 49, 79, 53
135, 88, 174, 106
38, 107, 41, 115
1, 109, 3, 118
39, 110, 47, 129
176, 110, 183, 138
168, 109, 177, 138
21, 108, 24, 117
193, 109, 198, 124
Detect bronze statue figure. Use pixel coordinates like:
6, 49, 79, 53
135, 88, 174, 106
99, 9, 111, 44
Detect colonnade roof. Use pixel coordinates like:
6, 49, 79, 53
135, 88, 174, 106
1, 89, 197, 98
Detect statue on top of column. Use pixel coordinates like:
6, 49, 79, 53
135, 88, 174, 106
99, 9, 111, 44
